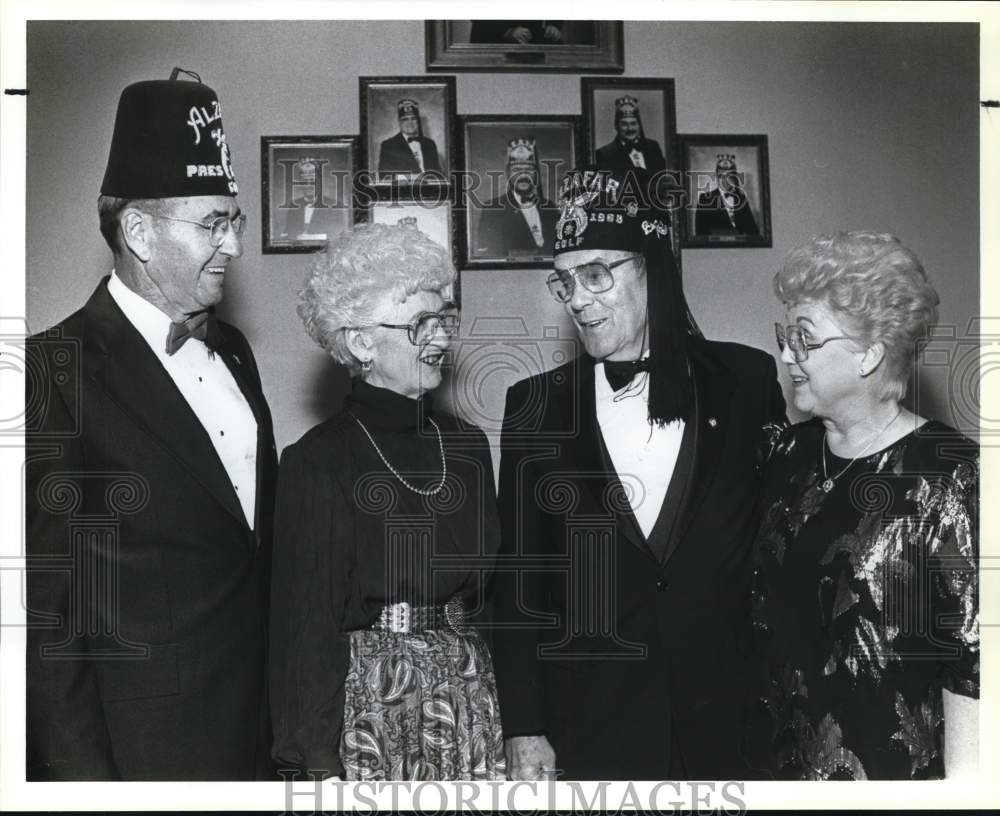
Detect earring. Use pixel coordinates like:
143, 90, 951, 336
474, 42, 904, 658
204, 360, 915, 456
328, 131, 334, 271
360, 358, 373, 372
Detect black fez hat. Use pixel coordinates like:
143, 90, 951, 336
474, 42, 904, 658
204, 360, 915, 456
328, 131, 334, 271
554, 168, 701, 425
101, 68, 239, 199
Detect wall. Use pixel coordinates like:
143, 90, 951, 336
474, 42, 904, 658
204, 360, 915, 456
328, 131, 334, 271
25, 20, 980, 459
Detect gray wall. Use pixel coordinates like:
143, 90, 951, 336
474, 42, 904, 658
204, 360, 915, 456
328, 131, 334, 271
26, 20, 980, 459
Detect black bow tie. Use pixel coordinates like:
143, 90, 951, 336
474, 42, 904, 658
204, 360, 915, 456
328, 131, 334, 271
603, 358, 651, 391
406, 137, 419, 143
165, 310, 220, 356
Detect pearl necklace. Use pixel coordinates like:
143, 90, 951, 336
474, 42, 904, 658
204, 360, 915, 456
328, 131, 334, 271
350, 412, 447, 496
820, 409, 902, 493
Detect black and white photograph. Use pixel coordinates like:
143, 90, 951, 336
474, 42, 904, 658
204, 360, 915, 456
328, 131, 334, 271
582, 77, 676, 176
425, 20, 624, 73
2, 8, 993, 813
261, 135, 357, 253
360, 75, 456, 186
461, 115, 580, 267
681, 133, 772, 248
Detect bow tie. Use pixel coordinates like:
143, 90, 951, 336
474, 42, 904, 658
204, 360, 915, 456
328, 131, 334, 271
406, 137, 419, 143
165, 310, 220, 356
603, 358, 651, 391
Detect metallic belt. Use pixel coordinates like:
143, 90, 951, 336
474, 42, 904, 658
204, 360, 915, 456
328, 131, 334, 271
370, 595, 469, 635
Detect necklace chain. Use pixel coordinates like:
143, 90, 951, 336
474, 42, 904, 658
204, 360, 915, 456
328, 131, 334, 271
820, 409, 902, 493
350, 412, 447, 496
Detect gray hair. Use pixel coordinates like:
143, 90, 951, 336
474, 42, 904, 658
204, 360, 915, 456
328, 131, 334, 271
297, 222, 455, 374
774, 231, 940, 401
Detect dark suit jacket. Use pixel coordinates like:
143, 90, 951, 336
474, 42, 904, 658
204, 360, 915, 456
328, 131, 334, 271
595, 138, 667, 175
25, 279, 277, 780
469, 21, 563, 44
277, 196, 344, 242
694, 189, 760, 236
377, 132, 442, 179
475, 195, 559, 258
492, 341, 785, 780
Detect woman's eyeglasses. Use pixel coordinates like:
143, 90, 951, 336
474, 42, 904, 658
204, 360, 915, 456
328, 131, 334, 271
546, 256, 640, 303
774, 323, 857, 363
380, 309, 460, 345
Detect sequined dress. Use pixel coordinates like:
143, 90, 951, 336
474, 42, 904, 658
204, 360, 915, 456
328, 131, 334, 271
749, 419, 979, 780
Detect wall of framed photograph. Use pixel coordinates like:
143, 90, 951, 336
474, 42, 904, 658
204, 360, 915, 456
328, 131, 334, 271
359, 75, 457, 189
425, 21, 624, 73
260, 135, 358, 254
459, 114, 581, 269
679, 134, 772, 249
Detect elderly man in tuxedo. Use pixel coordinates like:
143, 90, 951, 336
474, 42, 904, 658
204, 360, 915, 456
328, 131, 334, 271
595, 96, 666, 175
475, 136, 559, 260
492, 168, 785, 780
26, 70, 277, 780
377, 99, 443, 181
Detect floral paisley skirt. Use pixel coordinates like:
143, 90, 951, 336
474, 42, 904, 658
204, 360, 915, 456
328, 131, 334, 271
341, 627, 506, 781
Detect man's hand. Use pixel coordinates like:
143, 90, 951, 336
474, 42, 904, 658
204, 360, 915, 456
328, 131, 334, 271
504, 26, 534, 44
543, 25, 563, 43
505, 735, 557, 780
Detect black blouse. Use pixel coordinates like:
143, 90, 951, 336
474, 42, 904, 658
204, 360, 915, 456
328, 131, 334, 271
751, 419, 979, 780
269, 379, 501, 778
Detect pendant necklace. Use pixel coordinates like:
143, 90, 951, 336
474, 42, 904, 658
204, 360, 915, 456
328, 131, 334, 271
820, 409, 902, 493
350, 412, 447, 496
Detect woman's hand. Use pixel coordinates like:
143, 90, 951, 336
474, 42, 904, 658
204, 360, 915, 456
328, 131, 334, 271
505, 735, 557, 780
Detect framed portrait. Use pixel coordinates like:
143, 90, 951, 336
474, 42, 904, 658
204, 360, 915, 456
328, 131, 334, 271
461, 114, 581, 269
425, 20, 624, 73
581, 77, 677, 178
260, 135, 357, 254
680, 134, 772, 248
360, 75, 457, 188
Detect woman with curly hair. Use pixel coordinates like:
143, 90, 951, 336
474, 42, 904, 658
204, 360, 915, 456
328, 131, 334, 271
750, 231, 979, 780
269, 221, 505, 781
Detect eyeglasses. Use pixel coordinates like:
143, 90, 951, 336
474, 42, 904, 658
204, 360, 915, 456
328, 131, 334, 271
379, 308, 460, 345
546, 256, 640, 303
774, 323, 858, 363
148, 213, 247, 247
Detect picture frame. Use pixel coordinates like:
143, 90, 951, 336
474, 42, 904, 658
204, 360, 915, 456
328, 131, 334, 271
679, 134, 772, 248
581, 77, 677, 178
260, 135, 357, 254
359, 75, 457, 189
460, 114, 581, 269
425, 21, 624, 74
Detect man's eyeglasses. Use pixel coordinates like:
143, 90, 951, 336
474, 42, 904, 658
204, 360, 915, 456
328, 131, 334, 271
148, 213, 247, 247
774, 323, 858, 363
379, 309, 460, 345
546, 256, 640, 303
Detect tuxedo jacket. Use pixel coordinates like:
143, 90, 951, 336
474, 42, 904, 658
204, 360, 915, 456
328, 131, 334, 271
475, 195, 559, 258
377, 132, 442, 178
694, 189, 760, 236
595, 138, 667, 175
25, 279, 277, 780
492, 340, 785, 780
277, 196, 343, 241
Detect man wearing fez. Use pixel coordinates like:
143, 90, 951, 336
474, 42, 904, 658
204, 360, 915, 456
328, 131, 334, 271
476, 137, 559, 259
595, 96, 666, 175
492, 169, 785, 780
25, 70, 277, 780
377, 98, 442, 180
694, 153, 761, 237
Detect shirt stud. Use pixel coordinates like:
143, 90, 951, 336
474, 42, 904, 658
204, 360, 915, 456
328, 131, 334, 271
708, 417, 718, 428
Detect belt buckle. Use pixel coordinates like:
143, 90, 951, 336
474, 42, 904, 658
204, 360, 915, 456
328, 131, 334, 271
387, 601, 411, 634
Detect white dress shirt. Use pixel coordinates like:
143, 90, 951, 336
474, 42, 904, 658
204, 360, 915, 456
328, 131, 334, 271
594, 363, 684, 538
108, 272, 259, 527
514, 193, 545, 248
407, 138, 425, 172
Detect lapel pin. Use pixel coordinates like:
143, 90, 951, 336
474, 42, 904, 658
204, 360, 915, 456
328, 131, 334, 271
708, 417, 718, 428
